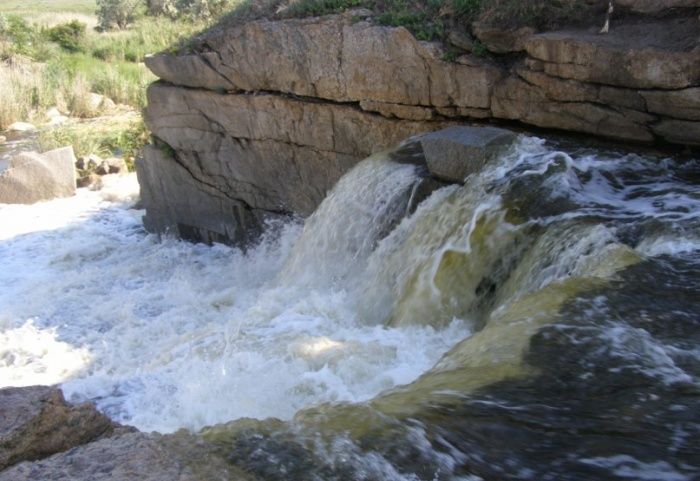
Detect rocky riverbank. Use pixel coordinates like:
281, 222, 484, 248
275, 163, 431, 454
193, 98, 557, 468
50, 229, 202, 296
0, 385, 243, 481
137, 4, 699, 246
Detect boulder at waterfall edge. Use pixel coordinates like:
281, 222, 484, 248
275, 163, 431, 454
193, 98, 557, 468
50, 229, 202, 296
420, 126, 516, 183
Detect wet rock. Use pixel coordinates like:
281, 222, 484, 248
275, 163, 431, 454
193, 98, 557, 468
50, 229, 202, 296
0, 386, 115, 471
95, 160, 110, 175
0, 146, 77, 204
420, 126, 516, 183
0, 432, 198, 481
140, 84, 450, 245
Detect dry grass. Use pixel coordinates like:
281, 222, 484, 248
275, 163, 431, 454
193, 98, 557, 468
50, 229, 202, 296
0, 58, 50, 129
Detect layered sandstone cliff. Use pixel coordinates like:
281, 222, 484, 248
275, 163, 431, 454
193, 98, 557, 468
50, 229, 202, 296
138, 8, 700, 245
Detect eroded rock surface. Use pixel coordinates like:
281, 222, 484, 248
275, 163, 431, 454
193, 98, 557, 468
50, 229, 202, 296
138, 10, 700, 245
0, 386, 115, 471
0, 431, 238, 481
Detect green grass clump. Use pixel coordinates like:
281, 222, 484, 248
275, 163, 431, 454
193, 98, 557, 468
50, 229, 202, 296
39, 115, 149, 167
0, 13, 205, 129
47, 19, 87, 52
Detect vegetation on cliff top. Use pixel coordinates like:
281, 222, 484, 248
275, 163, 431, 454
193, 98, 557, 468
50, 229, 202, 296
215, 0, 601, 43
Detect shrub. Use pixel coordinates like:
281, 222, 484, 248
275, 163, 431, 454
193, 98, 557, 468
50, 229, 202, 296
0, 15, 38, 57
47, 20, 87, 52
147, 0, 180, 17
96, 0, 144, 30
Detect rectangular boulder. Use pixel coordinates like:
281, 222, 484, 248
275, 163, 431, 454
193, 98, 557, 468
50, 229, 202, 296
420, 126, 516, 183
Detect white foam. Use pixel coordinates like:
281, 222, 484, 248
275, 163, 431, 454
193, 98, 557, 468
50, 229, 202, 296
0, 173, 467, 433
580, 455, 691, 481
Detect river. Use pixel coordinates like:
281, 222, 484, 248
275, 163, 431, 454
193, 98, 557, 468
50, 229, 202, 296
1, 135, 698, 480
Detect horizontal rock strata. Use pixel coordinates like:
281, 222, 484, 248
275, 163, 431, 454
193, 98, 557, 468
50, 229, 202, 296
139, 11, 700, 245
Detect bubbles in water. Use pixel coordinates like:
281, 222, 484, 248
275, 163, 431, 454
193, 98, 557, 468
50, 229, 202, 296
0, 172, 469, 433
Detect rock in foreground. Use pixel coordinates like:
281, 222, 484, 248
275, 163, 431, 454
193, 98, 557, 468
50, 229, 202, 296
0, 386, 115, 471
0, 146, 77, 204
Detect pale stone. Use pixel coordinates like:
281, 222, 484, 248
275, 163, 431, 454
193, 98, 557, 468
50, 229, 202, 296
7, 122, 36, 133
0, 146, 77, 204
525, 20, 700, 89
420, 126, 516, 183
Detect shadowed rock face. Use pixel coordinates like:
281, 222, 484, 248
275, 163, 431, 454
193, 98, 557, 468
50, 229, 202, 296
138, 9, 700, 245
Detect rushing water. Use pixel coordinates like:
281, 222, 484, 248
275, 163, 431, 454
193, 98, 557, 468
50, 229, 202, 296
1, 136, 699, 480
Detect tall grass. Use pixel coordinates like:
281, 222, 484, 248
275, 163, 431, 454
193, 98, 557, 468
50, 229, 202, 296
0, 15, 203, 129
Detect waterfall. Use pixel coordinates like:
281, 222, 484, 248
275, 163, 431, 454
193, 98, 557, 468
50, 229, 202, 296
1, 135, 699, 480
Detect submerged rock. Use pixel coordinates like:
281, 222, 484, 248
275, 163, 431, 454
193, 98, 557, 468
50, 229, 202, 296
0, 386, 115, 471
0, 146, 77, 204
420, 126, 516, 183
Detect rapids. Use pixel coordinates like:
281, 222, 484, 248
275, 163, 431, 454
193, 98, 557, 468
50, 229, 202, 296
1, 135, 699, 480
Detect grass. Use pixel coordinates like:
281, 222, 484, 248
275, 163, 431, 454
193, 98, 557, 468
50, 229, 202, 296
212, 0, 598, 43
0, 14, 205, 130
38, 113, 148, 168
0, 0, 96, 15
0, 3, 211, 164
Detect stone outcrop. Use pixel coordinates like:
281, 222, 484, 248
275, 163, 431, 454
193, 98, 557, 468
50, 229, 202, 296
0, 386, 241, 481
138, 10, 700, 245
0, 146, 77, 204
0, 386, 116, 471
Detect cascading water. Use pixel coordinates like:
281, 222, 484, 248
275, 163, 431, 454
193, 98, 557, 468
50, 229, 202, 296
1, 135, 698, 480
